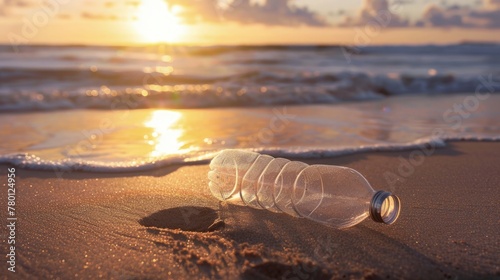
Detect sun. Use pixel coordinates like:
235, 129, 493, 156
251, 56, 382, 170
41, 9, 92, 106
133, 0, 185, 43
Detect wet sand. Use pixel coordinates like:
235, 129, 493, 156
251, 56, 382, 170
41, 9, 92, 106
1, 141, 499, 279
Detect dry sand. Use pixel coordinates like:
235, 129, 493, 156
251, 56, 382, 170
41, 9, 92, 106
1, 142, 499, 279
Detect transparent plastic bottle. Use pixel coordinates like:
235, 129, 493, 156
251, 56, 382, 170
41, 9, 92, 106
208, 149, 401, 229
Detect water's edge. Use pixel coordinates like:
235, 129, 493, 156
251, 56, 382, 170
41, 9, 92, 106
2, 137, 499, 173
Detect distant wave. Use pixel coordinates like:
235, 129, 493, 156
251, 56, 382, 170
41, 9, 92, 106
351, 43, 500, 56
1, 136, 499, 172
1, 43, 499, 112
1, 43, 498, 56
1, 69, 498, 111
0, 68, 223, 86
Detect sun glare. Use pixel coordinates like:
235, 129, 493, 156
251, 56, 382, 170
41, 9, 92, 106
144, 110, 186, 157
134, 0, 185, 43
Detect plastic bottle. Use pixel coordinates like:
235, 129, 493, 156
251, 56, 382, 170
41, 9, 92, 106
208, 149, 401, 229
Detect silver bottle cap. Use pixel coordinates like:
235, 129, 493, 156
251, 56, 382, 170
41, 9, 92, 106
369, 191, 401, 225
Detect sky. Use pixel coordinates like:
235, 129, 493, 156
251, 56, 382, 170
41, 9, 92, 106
1, 0, 500, 46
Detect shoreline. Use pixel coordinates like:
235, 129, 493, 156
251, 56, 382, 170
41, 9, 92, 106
1, 141, 499, 279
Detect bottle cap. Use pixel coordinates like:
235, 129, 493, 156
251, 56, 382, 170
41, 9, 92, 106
369, 191, 401, 225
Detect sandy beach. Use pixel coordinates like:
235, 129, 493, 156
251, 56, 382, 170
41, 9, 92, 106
2, 1, 500, 279
1, 141, 498, 279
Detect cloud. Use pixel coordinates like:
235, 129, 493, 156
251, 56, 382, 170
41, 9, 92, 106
69, 0, 328, 26
171, 0, 329, 27
226, 0, 328, 26
2, 0, 35, 8
79, 1, 137, 21
485, 0, 500, 9
415, 0, 500, 28
415, 4, 464, 27
81, 12, 119, 20
0, 0, 77, 18
340, 0, 410, 27
339, 0, 500, 29
0, 0, 37, 16
4, 0, 500, 30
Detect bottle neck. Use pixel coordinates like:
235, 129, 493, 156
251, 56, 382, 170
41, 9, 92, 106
369, 191, 401, 225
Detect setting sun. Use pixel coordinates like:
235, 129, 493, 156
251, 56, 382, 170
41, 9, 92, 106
133, 0, 186, 43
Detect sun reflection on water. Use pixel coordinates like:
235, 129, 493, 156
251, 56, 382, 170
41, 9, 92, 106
144, 110, 184, 157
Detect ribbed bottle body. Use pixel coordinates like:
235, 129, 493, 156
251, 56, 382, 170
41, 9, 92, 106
209, 150, 382, 229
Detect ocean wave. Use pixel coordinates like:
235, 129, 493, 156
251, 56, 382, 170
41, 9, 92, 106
1, 43, 498, 56
1, 70, 498, 111
1, 136, 499, 173
0, 44, 344, 55
352, 43, 500, 56
0, 68, 222, 86
1, 43, 499, 111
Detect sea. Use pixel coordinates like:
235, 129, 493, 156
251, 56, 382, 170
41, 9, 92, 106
1, 43, 500, 172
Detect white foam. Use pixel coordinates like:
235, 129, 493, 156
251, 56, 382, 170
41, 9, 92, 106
2, 136, 499, 173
